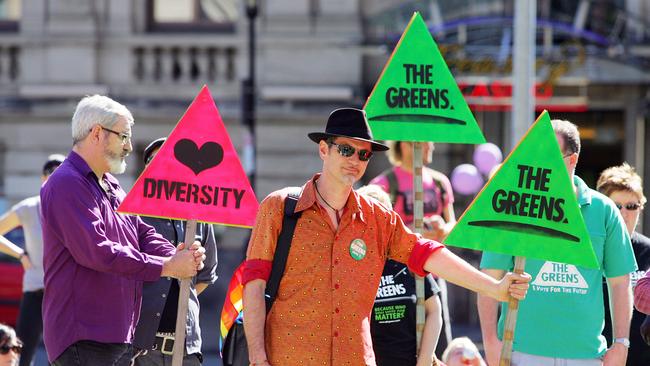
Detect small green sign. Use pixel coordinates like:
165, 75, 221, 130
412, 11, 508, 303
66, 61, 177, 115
349, 239, 367, 260
363, 12, 485, 144
444, 111, 598, 269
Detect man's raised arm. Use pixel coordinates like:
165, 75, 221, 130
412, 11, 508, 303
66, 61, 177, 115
423, 248, 530, 302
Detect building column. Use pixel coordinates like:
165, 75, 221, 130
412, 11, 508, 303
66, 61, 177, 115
624, 86, 647, 233
624, 87, 644, 167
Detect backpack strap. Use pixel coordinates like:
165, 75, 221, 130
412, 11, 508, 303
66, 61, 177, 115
264, 187, 303, 312
383, 168, 399, 207
431, 171, 448, 207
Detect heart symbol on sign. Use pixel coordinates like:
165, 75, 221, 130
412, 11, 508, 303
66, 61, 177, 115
173, 139, 224, 175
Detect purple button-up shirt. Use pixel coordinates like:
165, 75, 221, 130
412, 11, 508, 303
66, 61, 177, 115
40, 151, 176, 362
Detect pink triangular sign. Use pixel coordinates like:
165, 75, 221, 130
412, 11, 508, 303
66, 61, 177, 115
118, 86, 258, 228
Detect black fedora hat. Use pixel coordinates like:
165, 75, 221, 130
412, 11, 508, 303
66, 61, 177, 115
308, 108, 389, 151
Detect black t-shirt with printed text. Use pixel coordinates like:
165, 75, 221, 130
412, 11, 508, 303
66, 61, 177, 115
371, 259, 440, 366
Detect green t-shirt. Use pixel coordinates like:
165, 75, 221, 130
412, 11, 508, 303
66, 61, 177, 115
480, 176, 637, 359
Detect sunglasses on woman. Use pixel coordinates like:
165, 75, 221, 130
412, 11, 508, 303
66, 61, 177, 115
328, 142, 373, 161
615, 202, 643, 211
0, 343, 22, 355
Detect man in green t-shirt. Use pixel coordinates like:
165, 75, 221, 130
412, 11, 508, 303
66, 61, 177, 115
477, 119, 637, 366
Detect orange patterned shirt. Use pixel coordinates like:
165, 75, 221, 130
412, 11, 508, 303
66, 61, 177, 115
244, 175, 442, 365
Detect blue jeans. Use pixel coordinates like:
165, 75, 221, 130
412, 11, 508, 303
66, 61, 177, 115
16, 289, 43, 366
52, 340, 133, 366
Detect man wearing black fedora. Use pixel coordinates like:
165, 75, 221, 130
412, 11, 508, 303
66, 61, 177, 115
242, 107, 531, 366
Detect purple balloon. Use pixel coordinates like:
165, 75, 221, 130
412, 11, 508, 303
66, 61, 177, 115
451, 164, 484, 195
473, 143, 503, 175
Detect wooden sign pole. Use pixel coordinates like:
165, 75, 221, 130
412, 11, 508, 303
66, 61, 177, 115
172, 219, 198, 366
413, 143, 426, 352
499, 256, 526, 366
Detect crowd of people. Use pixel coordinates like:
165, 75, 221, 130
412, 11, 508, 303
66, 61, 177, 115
0, 95, 648, 366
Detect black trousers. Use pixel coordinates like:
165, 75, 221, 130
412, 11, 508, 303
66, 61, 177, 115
52, 340, 133, 366
16, 289, 43, 366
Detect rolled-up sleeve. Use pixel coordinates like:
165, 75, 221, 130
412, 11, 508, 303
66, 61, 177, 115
243, 193, 284, 285
243, 259, 272, 284
407, 237, 444, 277
386, 209, 444, 277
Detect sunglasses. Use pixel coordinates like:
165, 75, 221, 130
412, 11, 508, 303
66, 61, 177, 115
615, 202, 643, 211
0, 343, 22, 355
328, 142, 373, 162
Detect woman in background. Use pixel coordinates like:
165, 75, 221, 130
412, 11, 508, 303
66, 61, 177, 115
597, 162, 649, 366
0, 323, 22, 366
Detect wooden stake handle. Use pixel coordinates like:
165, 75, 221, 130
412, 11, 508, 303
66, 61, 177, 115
171, 220, 198, 366
413, 143, 425, 351
498, 256, 526, 366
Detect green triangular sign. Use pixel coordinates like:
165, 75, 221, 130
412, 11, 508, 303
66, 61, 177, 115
363, 12, 485, 143
444, 111, 598, 269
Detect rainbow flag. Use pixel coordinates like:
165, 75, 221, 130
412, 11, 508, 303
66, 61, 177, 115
219, 262, 245, 355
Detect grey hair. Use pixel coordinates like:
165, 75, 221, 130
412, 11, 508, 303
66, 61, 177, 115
551, 119, 581, 155
0, 323, 20, 347
71, 95, 134, 145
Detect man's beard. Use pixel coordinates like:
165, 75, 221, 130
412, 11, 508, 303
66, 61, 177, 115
340, 173, 357, 186
105, 147, 127, 174
338, 165, 362, 186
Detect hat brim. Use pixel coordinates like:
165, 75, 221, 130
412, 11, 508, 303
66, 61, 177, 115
308, 132, 389, 151
143, 137, 167, 164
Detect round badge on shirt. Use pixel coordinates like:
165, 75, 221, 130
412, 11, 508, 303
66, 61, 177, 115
349, 239, 367, 260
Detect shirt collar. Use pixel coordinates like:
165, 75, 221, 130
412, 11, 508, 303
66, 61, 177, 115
67, 150, 119, 188
68, 150, 94, 178
573, 175, 592, 206
296, 174, 364, 222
